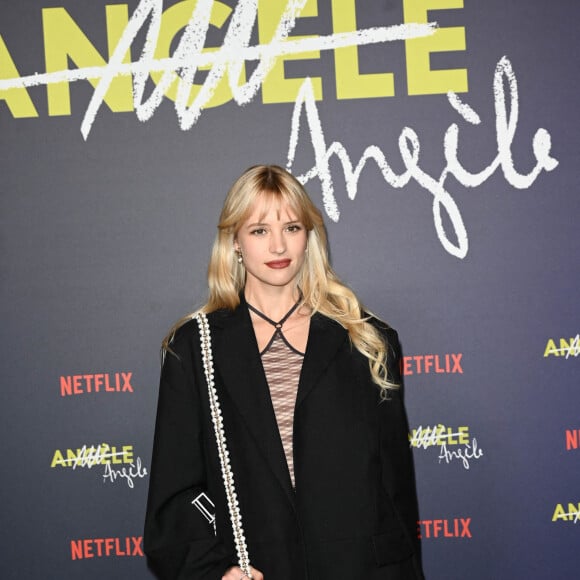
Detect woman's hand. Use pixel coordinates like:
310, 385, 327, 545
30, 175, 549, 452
222, 565, 264, 580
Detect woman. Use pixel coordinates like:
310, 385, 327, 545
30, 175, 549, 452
144, 165, 423, 580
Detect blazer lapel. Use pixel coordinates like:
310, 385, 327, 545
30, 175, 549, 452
210, 303, 296, 505
296, 312, 349, 408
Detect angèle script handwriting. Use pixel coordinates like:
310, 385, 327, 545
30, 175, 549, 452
102, 457, 148, 489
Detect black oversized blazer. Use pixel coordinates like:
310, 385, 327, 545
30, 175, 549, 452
144, 299, 423, 580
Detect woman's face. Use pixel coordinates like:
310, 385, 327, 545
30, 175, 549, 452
235, 197, 308, 294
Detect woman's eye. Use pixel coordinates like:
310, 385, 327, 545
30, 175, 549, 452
251, 228, 266, 235
286, 224, 302, 232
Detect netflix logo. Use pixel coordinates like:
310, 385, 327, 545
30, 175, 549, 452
417, 517, 472, 539
70, 536, 143, 560
401, 353, 463, 376
566, 428, 580, 451
60, 372, 134, 396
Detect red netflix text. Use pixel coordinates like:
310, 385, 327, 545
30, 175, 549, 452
566, 429, 580, 451
60, 372, 134, 396
402, 354, 463, 375
70, 536, 143, 560
417, 518, 472, 539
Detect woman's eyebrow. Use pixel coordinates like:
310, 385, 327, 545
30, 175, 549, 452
245, 218, 300, 227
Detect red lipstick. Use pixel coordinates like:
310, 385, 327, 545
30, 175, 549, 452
265, 259, 291, 269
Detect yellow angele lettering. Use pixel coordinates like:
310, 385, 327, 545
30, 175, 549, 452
99, 443, 112, 464
50, 448, 79, 467
122, 445, 134, 463
42, 5, 133, 116
445, 426, 458, 445
568, 503, 580, 521
50, 449, 65, 468
67, 449, 80, 467
0, 35, 39, 118
551, 503, 580, 522
150, 1, 245, 109
258, 0, 322, 104
403, 0, 468, 95
543, 339, 558, 357
551, 503, 565, 521
332, 0, 394, 99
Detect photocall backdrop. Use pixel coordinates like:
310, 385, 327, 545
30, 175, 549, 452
1, 1, 578, 578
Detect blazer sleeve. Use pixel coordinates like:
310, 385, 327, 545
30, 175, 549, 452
144, 329, 235, 580
379, 327, 424, 577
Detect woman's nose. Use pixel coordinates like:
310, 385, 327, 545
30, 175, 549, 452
270, 230, 286, 254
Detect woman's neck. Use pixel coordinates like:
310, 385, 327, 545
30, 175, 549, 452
243, 285, 301, 321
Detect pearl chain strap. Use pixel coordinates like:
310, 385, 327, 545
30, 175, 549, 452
196, 313, 253, 578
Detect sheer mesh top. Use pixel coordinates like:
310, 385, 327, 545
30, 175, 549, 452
247, 300, 305, 488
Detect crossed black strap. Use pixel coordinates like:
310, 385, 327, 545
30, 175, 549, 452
246, 298, 304, 355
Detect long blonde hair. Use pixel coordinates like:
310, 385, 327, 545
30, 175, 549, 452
165, 165, 397, 393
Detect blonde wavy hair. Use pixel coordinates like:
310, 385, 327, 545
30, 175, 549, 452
165, 165, 397, 393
